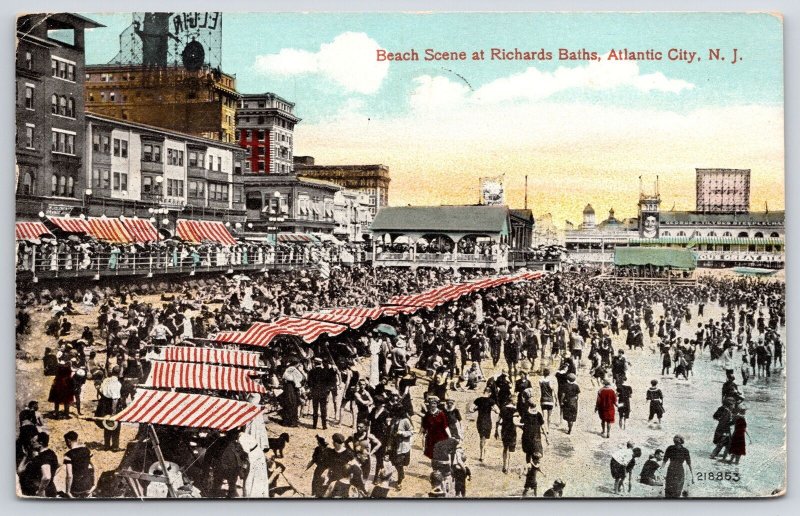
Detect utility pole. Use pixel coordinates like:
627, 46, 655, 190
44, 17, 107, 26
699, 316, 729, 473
524, 175, 528, 210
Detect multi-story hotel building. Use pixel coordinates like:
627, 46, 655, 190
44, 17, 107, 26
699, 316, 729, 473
84, 113, 246, 222
16, 13, 103, 219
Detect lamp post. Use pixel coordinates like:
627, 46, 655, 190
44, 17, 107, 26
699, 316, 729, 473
83, 188, 92, 215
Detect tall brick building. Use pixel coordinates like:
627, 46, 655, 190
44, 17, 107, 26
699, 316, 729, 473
84, 65, 240, 143
16, 13, 103, 218
235, 93, 299, 175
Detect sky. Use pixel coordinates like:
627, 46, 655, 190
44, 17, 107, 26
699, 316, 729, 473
82, 12, 784, 226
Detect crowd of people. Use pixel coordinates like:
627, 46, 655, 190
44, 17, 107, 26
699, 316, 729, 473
15, 262, 785, 498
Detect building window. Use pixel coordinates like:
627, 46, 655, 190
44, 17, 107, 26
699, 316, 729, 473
234, 160, 242, 174
67, 64, 75, 82
167, 149, 184, 166
51, 174, 58, 195
167, 179, 184, 197
102, 135, 110, 154
143, 143, 162, 162
25, 52, 32, 69
217, 156, 222, 171
58, 175, 66, 196
59, 96, 67, 116
258, 146, 266, 156
24, 85, 34, 109
208, 182, 229, 201
51, 94, 58, 114
189, 151, 198, 167
114, 138, 128, 158
67, 97, 75, 118
142, 176, 153, 194
25, 124, 34, 149
20, 171, 34, 195
258, 161, 265, 172
112, 138, 128, 157
258, 129, 265, 141
51, 130, 75, 155
233, 187, 242, 203
113, 171, 128, 192
67, 176, 74, 197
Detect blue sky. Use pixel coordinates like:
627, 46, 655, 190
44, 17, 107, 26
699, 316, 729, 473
82, 13, 784, 221
84, 12, 782, 122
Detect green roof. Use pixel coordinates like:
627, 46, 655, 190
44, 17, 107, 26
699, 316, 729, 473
371, 206, 510, 235
614, 247, 697, 269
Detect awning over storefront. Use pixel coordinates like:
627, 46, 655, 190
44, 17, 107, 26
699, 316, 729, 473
88, 217, 132, 244
629, 236, 783, 246
159, 346, 262, 368
614, 247, 697, 269
113, 389, 263, 430
47, 216, 90, 234
144, 362, 265, 393
176, 219, 237, 246
122, 217, 159, 243
277, 233, 319, 243
16, 221, 52, 241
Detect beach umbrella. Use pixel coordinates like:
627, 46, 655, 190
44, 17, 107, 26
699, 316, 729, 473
374, 323, 397, 336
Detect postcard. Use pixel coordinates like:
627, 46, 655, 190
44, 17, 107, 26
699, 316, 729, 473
14, 11, 785, 499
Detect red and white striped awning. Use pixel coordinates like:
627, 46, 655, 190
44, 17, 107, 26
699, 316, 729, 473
48, 216, 90, 234
16, 221, 52, 241
176, 219, 237, 246
302, 306, 388, 328
113, 389, 263, 431
160, 346, 262, 368
215, 317, 349, 347
122, 217, 159, 243
87, 217, 133, 244
145, 362, 265, 393
277, 233, 317, 243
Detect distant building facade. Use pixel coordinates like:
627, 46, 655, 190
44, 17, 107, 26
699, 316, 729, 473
235, 93, 299, 175
85, 65, 240, 143
294, 156, 390, 217
16, 13, 103, 219
84, 113, 246, 222
565, 205, 638, 265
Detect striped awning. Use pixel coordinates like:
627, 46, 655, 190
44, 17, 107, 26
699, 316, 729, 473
113, 388, 263, 430
159, 346, 262, 368
177, 219, 238, 246
215, 317, 349, 347
122, 218, 159, 243
16, 221, 52, 241
302, 307, 388, 329
48, 216, 90, 234
385, 272, 543, 309
277, 233, 319, 243
88, 217, 133, 244
629, 237, 783, 246
145, 362, 265, 393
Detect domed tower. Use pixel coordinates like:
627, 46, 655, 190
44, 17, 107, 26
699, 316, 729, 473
582, 204, 596, 228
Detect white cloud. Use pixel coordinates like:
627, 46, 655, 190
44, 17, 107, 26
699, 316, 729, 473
253, 32, 389, 94
410, 55, 694, 108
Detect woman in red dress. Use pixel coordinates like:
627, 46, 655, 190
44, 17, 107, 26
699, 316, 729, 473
728, 407, 751, 464
421, 396, 451, 459
48, 362, 75, 419
595, 378, 617, 438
